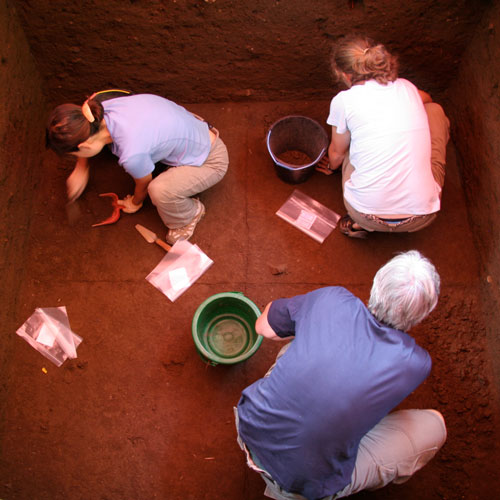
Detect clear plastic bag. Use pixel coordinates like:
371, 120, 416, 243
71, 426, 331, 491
276, 189, 341, 243
16, 306, 82, 367
146, 240, 213, 302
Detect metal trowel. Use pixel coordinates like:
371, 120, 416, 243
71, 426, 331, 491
135, 224, 172, 252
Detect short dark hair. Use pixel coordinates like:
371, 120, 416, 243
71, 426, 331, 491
46, 100, 104, 154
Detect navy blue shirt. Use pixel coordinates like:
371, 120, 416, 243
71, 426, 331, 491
237, 287, 431, 500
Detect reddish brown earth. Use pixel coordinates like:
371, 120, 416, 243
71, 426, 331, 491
1, 100, 499, 499
277, 150, 313, 166
12, 0, 485, 106
2, 1, 500, 499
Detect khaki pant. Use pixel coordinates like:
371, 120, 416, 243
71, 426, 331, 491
147, 130, 229, 228
343, 102, 450, 233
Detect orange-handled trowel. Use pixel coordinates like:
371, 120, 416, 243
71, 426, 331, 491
135, 224, 172, 252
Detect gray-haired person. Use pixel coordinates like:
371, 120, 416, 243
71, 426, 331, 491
235, 251, 446, 500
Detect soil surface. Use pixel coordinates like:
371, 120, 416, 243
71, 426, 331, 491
1, 101, 499, 499
277, 150, 313, 166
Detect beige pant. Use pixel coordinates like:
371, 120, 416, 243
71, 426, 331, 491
343, 102, 450, 233
147, 130, 229, 228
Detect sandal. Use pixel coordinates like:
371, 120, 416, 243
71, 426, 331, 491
339, 214, 368, 239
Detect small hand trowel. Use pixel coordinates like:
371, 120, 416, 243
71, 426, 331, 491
135, 224, 172, 252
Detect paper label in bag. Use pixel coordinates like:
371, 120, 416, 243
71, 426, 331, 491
36, 323, 56, 347
276, 190, 341, 243
169, 267, 190, 291
296, 210, 316, 230
146, 240, 214, 301
16, 306, 82, 367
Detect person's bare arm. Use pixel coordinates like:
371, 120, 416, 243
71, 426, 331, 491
66, 157, 90, 202
117, 173, 152, 213
316, 126, 351, 175
418, 89, 433, 104
132, 174, 152, 205
256, 302, 286, 341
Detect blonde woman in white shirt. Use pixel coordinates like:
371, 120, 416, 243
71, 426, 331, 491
317, 36, 450, 238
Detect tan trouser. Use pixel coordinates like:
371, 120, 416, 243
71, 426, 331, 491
343, 102, 450, 233
147, 129, 229, 228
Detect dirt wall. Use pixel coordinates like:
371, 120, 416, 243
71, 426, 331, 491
15, 0, 485, 106
448, 1, 500, 392
0, 0, 46, 404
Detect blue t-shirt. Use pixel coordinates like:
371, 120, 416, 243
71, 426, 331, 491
103, 94, 211, 178
237, 287, 431, 500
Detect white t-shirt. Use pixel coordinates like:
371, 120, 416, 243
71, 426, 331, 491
327, 79, 441, 215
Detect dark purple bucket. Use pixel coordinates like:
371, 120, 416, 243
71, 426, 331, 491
266, 115, 329, 184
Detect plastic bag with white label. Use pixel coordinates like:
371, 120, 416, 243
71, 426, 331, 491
146, 239, 213, 302
16, 306, 82, 367
276, 189, 340, 243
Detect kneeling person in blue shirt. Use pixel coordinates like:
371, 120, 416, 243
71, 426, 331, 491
236, 250, 446, 500
47, 90, 228, 244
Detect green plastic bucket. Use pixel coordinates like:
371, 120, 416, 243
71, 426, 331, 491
192, 292, 262, 365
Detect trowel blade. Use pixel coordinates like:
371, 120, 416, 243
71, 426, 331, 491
135, 224, 157, 243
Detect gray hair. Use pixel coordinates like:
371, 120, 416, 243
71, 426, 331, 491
368, 251, 440, 332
